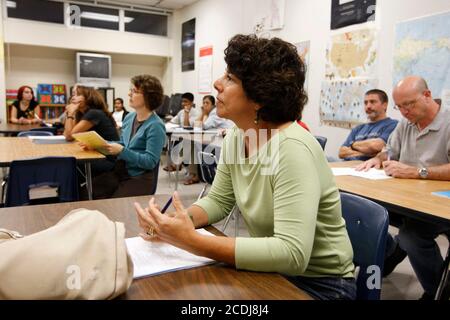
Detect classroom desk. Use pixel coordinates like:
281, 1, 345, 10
166, 127, 223, 190
0, 194, 311, 300
330, 161, 450, 226
0, 137, 105, 200
0, 122, 43, 136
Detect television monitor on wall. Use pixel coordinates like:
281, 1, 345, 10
76, 52, 111, 87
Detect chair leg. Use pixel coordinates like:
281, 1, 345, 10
1, 180, 6, 206
197, 183, 208, 201
222, 205, 236, 233
435, 239, 450, 300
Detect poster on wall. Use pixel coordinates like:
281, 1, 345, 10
198, 46, 213, 94
331, 0, 376, 30
319, 78, 378, 128
181, 18, 196, 72
294, 41, 310, 92
393, 11, 450, 100
325, 27, 377, 80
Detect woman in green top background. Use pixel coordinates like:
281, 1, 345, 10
135, 34, 356, 300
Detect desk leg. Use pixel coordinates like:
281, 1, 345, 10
85, 163, 93, 200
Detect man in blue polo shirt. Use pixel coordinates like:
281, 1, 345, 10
339, 89, 398, 161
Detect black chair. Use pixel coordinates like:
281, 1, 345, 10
5, 157, 79, 207
149, 161, 160, 195
435, 233, 450, 300
314, 136, 327, 150
197, 151, 218, 200
17, 131, 53, 137
31, 127, 58, 135
340, 192, 389, 300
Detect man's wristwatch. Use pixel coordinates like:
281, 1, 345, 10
418, 167, 429, 179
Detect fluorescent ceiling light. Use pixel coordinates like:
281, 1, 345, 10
80, 12, 134, 23
6, 1, 16, 8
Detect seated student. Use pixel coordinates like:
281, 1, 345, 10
90, 75, 166, 199
164, 92, 199, 172
135, 34, 356, 300
197, 95, 234, 130
9, 86, 42, 125
356, 76, 450, 300
64, 85, 119, 175
112, 98, 129, 128
170, 92, 198, 127
183, 95, 235, 185
339, 89, 398, 161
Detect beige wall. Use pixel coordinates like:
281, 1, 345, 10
172, 0, 450, 158
4, 44, 166, 111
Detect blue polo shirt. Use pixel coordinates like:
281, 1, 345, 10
342, 117, 398, 161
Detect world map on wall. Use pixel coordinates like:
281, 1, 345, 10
320, 79, 378, 127
325, 28, 377, 80
393, 11, 450, 98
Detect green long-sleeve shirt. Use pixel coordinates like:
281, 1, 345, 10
194, 122, 355, 278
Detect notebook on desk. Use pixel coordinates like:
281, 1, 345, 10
72, 131, 111, 155
125, 228, 216, 279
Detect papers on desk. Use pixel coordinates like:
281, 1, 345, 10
165, 123, 181, 131
125, 228, 216, 279
72, 131, 110, 155
431, 190, 450, 199
331, 167, 393, 180
27, 135, 69, 144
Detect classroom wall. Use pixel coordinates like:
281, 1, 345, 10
172, 0, 450, 158
0, 16, 172, 118
0, 10, 5, 124
4, 44, 166, 111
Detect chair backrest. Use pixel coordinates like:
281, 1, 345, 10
340, 192, 389, 300
5, 157, 79, 207
31, 127, 58, 135
168, 93, 183, 116
198, 151, 218, 185
314, 136, 327, 150
18, 131, 53, 137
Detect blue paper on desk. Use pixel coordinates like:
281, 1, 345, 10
431, 190, 450, 199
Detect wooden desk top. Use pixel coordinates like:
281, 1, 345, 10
0, 137, 105, 166
0, 195, 310, 300
0, 122, 43, 134
330, 161, 450, 224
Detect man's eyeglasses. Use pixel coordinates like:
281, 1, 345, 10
394, 96, 422, 111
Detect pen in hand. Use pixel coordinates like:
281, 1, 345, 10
161, 197, 173, 214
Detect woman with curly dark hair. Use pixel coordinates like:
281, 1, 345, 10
135, 35, 356, 300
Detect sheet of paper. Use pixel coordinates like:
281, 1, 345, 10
332, 167, 392, 180
28, 135, 70, 144
125, 228, 216, 279
27, 135, 66, 141
165, 123, 181, 131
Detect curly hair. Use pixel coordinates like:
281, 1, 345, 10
131, 74, 163, 111
224, 34, 308, 123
